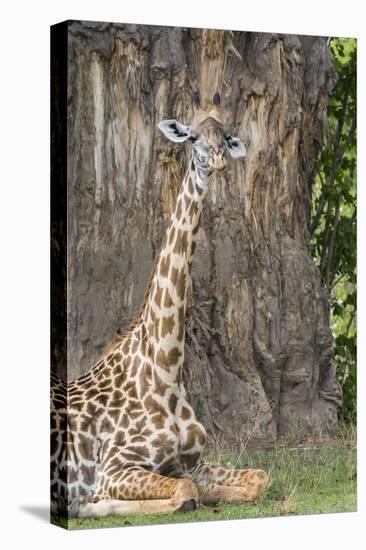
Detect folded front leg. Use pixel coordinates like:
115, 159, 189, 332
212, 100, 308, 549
190, 462, 269, 504
77, 464, 199, 518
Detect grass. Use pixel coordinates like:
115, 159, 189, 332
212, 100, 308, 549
52, 426, 357, 530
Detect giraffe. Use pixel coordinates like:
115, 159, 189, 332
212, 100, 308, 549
51, 92, 269, 521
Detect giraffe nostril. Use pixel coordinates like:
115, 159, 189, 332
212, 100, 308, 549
210, 155, 227, 171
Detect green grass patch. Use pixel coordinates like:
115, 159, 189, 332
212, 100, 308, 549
52, 429, 357, 530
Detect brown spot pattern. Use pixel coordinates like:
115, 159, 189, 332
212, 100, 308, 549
177, 306, 185, 341
151, 432, 173, 449
151, 414, 166, 430
163, 288, 174, 308
80, 464, 95, 485
139, 364, 151, 398
176, 268, 186, 301
181, 452, 201, 469
99, 379, 112, 390
141, 333, 148, 356
130, 356, 141, 377
110, 390, 124, 408
86, 402, 103, 417
173, 229, 188, 256
182, 423, 206, 451
154, 371, 169, 396
154, 283, 163, 308
160, 255, 170, 278
114, 369, 127, 387
170, 266, 179, 287
154, 318, 160, 341
131, 339, 138, 354
184, 194, 191, 210
161, 314, 175, 338
168, 393, 178, 414
80, 415, 95, 434
121, 414, 129, 428
181, 406, 191, 420
122, 338, 131, 354
85, 388, 98, 399
78, 433, 93, 460
96, 394, 108, 406
108, 409, 121, 424
128, 418, 147, 436
144, 395, 168, 419
126, 445, 150, 458
100, 416, 114, 433
176, 199, 182, 220
114, 431, 126, 447
156, 347, 181, 371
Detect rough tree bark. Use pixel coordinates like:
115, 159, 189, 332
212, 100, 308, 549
56, 21, 342, 448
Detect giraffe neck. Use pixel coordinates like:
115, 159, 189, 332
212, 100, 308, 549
141, 161, 209, 386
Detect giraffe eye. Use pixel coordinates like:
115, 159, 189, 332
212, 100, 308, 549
189, 135, 198, 143
225, 135, 239, 148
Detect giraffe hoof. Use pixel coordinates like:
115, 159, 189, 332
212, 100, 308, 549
178, 498, 197, 512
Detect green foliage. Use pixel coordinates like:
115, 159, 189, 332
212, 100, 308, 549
310, 37, 357, 423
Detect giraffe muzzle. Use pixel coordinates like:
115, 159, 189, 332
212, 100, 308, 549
210, 154, 227, 171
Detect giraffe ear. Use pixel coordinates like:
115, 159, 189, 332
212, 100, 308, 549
226, 136, 246, 158
158, 120, 191, 143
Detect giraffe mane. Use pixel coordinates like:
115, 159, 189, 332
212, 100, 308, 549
137, 244, 164, 317
95, 321, 139, 362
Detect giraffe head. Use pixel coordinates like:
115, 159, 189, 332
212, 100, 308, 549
158, 93, 246, 176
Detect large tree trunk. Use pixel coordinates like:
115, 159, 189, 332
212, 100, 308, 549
59, 21, 342, 448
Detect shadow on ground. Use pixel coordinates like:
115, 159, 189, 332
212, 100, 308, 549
20, 506, 50, 523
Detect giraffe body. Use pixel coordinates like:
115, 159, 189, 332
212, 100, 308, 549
51, 325, 206, 507
51, 95, 268, 519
